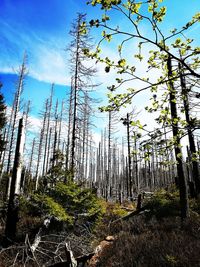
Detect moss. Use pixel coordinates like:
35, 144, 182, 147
165, 254, 179, 266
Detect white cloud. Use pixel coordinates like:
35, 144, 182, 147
29, 48, 69, 85
0, 19, 70, 86
27, 115, 42, 134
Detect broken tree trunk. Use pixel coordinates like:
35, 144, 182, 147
5, 118, 25, 244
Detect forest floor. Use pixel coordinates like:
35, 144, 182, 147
0, 187, 200, 266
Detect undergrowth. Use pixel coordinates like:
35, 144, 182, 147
96, 187, 200, 267
1, 185, 200, 266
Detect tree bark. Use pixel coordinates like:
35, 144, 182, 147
179, 63, 200, 197
167, 56, 189, 219
5, 118, 25, 243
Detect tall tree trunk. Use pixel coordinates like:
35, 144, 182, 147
58, 99, 64, 151
29, 137, 35, 175
0, 128, 7, 176
126, 113, 133, 200
1, 100, 15, 180
5, 54, 27, 198
179, 63, 200, 196
66, 80, 74, 174
71, 16, 81, 177
35, 100, 48, 190
6, 54, 26, 174
107, 111, 112, 200
167, 56, 189, 219
134, 132, 139, 192
46, 127, 52, 174
43, 85, 54, 176
52, 100, 59, 169
5, 118, 25, 243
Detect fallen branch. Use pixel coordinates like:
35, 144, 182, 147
109, 206, 150, 227
121, 207, 135, 212
30, 216, 55, 253
65, 242, 77, 267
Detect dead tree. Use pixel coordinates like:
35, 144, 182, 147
126, 113, 133, 200
68, 13, 97, 179
43, 84, 54, 175
52, 99, 59, 169
5, 118, 25, 243
0, 100, 15, 179
179, 63, 200, 196
6, 54, 27, 174
66, 79, 74, 173
57, 99, 64, 151
5, 54, 27, 198
0, 82, 7, 172
35, 100, 48, 190
70, 14, 82, 175
28, 137, 35, 175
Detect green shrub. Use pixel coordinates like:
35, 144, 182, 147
92, 199, 131, 240
144, 188, 180, 219
49, 182, 103, 219
20, 194, 72, 222
20, 181, 104, 231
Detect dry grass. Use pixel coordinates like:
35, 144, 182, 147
98, 214, 200, 267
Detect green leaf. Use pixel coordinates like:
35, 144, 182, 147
118, 58, 126, 67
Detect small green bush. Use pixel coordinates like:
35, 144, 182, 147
20, 181, 103, 231
93, 199, 131, 240
144, 188, 180, 219
20, 194, 72, 222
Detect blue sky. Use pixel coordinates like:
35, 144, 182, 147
0, 0, 200, 128
0, 0, 104, 116
0, 0, 91, 85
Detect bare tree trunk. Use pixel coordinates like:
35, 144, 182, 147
52, 100, 59, 169
71, 17, 81, 176
35, 100, 48, 190
29, 137, 35, 175
43, 85, 54, 176
167, 56, 189, 219
66, 80, 74, 173
6, 54, 26, 174
81, 94, 89, 179
0, 128, 7, 176
46, 127, 52, 174
58, 99, 64, 151
5, 118, 25, 243
133, 132, 139, 192
126, 113, 133, 200
107, 111, 111, 200
1, 102, 15, 180
5, 54, 27, 199
179, 63, 200, 197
